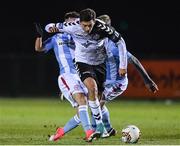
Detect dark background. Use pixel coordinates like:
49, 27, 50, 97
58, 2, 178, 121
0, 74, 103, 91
0, 1, 179, 97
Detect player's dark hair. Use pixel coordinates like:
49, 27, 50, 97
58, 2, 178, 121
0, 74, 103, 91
79, 8, 96, 22
64, 11, 80, 20
97, 15, 111, 26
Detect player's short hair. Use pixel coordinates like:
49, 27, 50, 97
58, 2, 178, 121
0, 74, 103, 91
79, 8, 96, 22
64, 11, 80, 20
97, 15, 111, 26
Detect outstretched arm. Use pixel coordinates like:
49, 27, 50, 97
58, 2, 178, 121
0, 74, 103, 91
45, 21, 78, 34
35, 37, 44, 52
34, 23, 45, 52
116, 39, 127, 77
94, 19, 127, 76
34, 23, 53, 52
45, 23, 60, 33
128, 52, 159, 93
107, 27, 127, 77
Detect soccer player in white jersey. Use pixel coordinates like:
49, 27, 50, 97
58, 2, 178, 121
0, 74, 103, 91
34, 12, 100, 142
45, 12, 158, 138
45, 8, 127, 137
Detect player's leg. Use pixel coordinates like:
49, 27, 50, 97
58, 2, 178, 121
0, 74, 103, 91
50, 76, 80, 141
94, 64, 111, 138
49, 114, 81, 141
83, 77, 102, 126
84, 78, 109, 138
75, 62, 109, 138
73, 93, 96, 142
127, 52, 158, 93
60, 74, 97, 141
49, 74, 95, 142
101, 105, 112, 133
99, 78, 128, 136
103, 77, 128, 101
63, 113, 80, 133
90, 104, 117, 138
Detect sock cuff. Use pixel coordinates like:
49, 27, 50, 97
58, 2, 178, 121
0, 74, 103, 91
74, 114, 81, 123
88, 98, 100, 108
102, 105, 108, 114
78, 105, 88, 112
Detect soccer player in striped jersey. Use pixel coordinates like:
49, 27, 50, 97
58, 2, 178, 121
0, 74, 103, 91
98, 14, 158, 99
45, 8, 127, 137
34, 12, 99, 142
91, 14, 159, 136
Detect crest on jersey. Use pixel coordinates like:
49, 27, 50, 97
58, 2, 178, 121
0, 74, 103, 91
81, 40, 94, 48
74, 85, 80, 91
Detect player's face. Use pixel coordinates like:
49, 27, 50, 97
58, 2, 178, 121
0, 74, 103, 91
80, 20, 95, 34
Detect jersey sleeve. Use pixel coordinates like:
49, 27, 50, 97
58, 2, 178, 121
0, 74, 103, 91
116, 38, 128, 69
107, 26, 127, 69
95, 19, 122, 42
45, 19, 80, 35
127, 51, 133, 63
59, 20, 80, 34
42, 37, 53, 53
107, 26, 122, 43
97, 20, 127, 69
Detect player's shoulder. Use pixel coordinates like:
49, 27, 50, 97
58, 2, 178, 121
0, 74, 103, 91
94, 18, 114, 35
63, 19, 80, 28
95, 18, 106, 25
54, 32, 72, 40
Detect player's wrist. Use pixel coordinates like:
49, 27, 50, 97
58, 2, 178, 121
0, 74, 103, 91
45, 23, 55, 33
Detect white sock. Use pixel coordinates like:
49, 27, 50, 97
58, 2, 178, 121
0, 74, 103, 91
88, 98, 102, 124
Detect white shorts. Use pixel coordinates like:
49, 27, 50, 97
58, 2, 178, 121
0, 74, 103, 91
58, 73, 88, 107
103, 77, 128, 101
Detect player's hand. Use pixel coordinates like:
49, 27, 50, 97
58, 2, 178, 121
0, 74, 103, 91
34, 22, 43, 37
145, 80, 159, 93
119, 68, 127, 77
49, 26, 59, 33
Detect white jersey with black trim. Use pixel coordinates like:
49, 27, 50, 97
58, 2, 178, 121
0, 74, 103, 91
45, 18, 127, 67
55, 19, 106, 65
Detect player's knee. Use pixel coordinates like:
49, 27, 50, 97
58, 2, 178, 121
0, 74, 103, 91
88, 87, 98, 101
75, 94, 87, 105
84, 78, 98, 100
84, 77, 97, 90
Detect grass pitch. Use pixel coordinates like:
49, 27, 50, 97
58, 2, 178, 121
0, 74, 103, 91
0, 97, 180, 145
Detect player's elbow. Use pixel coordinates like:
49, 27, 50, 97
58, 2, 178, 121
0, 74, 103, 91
35, 38, 44, 52
35, 46, 43, 52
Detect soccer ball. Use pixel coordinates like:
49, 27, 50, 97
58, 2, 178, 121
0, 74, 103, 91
121, 125, 141, 143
